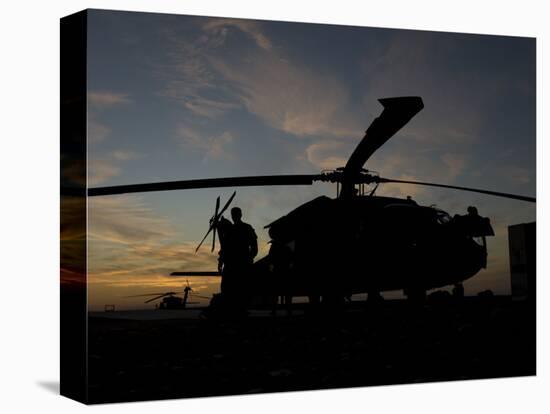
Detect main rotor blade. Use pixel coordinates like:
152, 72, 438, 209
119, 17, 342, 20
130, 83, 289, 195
377, 177, 536, 202
89, 175, 318, 196
342, 96, 423, 197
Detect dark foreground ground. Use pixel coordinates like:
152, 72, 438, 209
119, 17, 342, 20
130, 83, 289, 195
87, 297, 535, 404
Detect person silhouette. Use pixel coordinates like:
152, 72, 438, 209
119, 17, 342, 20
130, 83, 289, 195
217, 207, 258, 312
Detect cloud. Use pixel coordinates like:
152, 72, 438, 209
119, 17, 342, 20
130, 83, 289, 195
210, 54, 357, 137
160, 20, 361, 138
86, 151, 143, 186
110, 149, 141, 161
88, 160, 120, 186
89, 242, 216, 278
305, 140, 350, 170
87, 90, 132, 144
88, 117, 111, 143
89, 195, 174, 245
88, 91, 132, 108
497, 166, 532, 185
441, 153, 466, 180
159, 39, 241, 119
202, 18, 272, 50
177, 126, 234, 160
183, 98, 240, 119
87, 91, 132, 148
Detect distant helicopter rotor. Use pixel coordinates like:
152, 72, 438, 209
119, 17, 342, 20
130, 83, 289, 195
125, 291, 184, 303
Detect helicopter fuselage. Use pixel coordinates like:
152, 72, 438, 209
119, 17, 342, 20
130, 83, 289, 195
246, 195, 491, 299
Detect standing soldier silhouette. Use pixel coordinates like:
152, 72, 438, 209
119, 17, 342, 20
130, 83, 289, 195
216, 207, 258, 312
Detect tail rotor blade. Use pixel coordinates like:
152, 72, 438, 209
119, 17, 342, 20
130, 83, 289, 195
196, 192, 236, 253
195, 227, 213, 252
216, 190, 236, 219
211, 196, 220, 252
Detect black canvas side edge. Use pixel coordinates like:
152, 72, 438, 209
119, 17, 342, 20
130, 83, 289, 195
60, 9, 88, 404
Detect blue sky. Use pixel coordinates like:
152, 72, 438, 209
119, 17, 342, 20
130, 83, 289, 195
85, 9, 535, 310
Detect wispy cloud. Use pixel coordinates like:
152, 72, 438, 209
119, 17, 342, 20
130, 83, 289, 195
209, 54, 357, 137
88, 90, 132, 143
89, 195, 174, 244
441, 153, 466, 180
88, 160, 120, 186
183, 98, 240, 119
202, 18, 272, 51
176, 126, 234, 161
160, 18, 361, 138
87, 151, 143, 186
88, 91, 132, 108
89, 241, 216, 280
159, 36, 239, 119
88, 116, 111, 143
305, 140, 350, 170
110, 149, 142, 161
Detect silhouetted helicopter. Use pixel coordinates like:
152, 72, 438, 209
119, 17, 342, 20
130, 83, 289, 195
125, 281, 210, 309
88, 97, 535, 303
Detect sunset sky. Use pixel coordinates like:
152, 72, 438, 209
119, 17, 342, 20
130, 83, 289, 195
86, 9, 535, 311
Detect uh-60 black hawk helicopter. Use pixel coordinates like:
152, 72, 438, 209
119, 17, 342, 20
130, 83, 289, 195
88, 96, 535, 305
